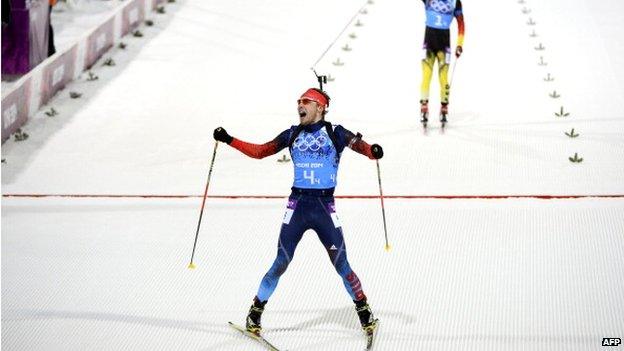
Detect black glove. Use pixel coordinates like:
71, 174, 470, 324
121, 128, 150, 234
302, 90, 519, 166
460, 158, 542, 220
213, 127, 233, 144
371, 144, 383, 159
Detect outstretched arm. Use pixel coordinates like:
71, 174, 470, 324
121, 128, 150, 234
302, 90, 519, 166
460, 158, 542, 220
335, 126, 383, 160
214, 127, 289, 159
456, 14, 465, 47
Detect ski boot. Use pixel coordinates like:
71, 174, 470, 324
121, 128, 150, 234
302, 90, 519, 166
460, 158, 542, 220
355, 298, 378, 333
246, 297, 267, 335
440, 103, 448, 128
420, 99, 429, 128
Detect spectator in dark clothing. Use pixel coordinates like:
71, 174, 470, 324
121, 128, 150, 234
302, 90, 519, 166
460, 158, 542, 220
2, 0, 11, 25
48, 0, 56, 56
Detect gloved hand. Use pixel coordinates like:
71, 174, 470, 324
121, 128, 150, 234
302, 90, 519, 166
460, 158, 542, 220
455, 45, 463, 58
371, 144, 384, 159
213, 127, 233, 144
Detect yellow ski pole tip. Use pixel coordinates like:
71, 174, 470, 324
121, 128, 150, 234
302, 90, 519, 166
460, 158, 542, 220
188, 263, 196, 269
385, 244, 392, 252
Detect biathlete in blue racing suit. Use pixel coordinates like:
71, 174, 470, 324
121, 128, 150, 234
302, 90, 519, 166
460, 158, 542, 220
213, 88, 383, 336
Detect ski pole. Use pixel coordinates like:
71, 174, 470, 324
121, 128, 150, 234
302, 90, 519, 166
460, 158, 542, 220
375, 159, 391, 252
448, 55, 460, 88
188, 141, 219, 269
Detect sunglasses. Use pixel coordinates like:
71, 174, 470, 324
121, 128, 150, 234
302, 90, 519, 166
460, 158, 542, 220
297, 98, 317, 105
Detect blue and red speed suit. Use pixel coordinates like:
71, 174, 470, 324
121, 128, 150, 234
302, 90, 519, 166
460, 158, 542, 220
227, 120, 376, 302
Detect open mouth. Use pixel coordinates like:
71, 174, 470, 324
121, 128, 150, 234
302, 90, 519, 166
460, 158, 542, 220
298, 108, 306, 118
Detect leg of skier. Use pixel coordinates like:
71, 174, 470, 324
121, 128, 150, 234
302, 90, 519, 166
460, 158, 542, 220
420, 50, 436, 126
247, 196, 307, 334
313, 197, 378, 332
437, 48, 451, 125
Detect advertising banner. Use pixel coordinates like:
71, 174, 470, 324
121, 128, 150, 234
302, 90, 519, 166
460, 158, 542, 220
121, 0, 146, 37
84, 17, 115, 69
1, 78, 31, 143
40, 45, 78, 105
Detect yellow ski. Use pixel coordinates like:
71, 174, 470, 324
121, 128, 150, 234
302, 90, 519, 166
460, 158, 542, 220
228, 321, 282, 351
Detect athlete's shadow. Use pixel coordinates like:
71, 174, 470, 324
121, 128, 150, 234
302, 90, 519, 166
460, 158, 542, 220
270, 306, 357, 332
268, 306, 420, 333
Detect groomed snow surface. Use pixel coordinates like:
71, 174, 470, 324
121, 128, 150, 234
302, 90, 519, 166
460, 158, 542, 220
2, 0, 624, 350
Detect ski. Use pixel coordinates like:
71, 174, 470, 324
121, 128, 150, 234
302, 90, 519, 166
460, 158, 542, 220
228, 321, 282, 351
364, 319, 380, 350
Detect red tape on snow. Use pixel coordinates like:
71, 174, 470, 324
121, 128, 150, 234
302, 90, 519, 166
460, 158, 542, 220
2, 194, 624, 200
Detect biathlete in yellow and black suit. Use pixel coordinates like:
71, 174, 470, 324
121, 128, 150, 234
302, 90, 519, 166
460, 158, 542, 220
420, 0, 464, 125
